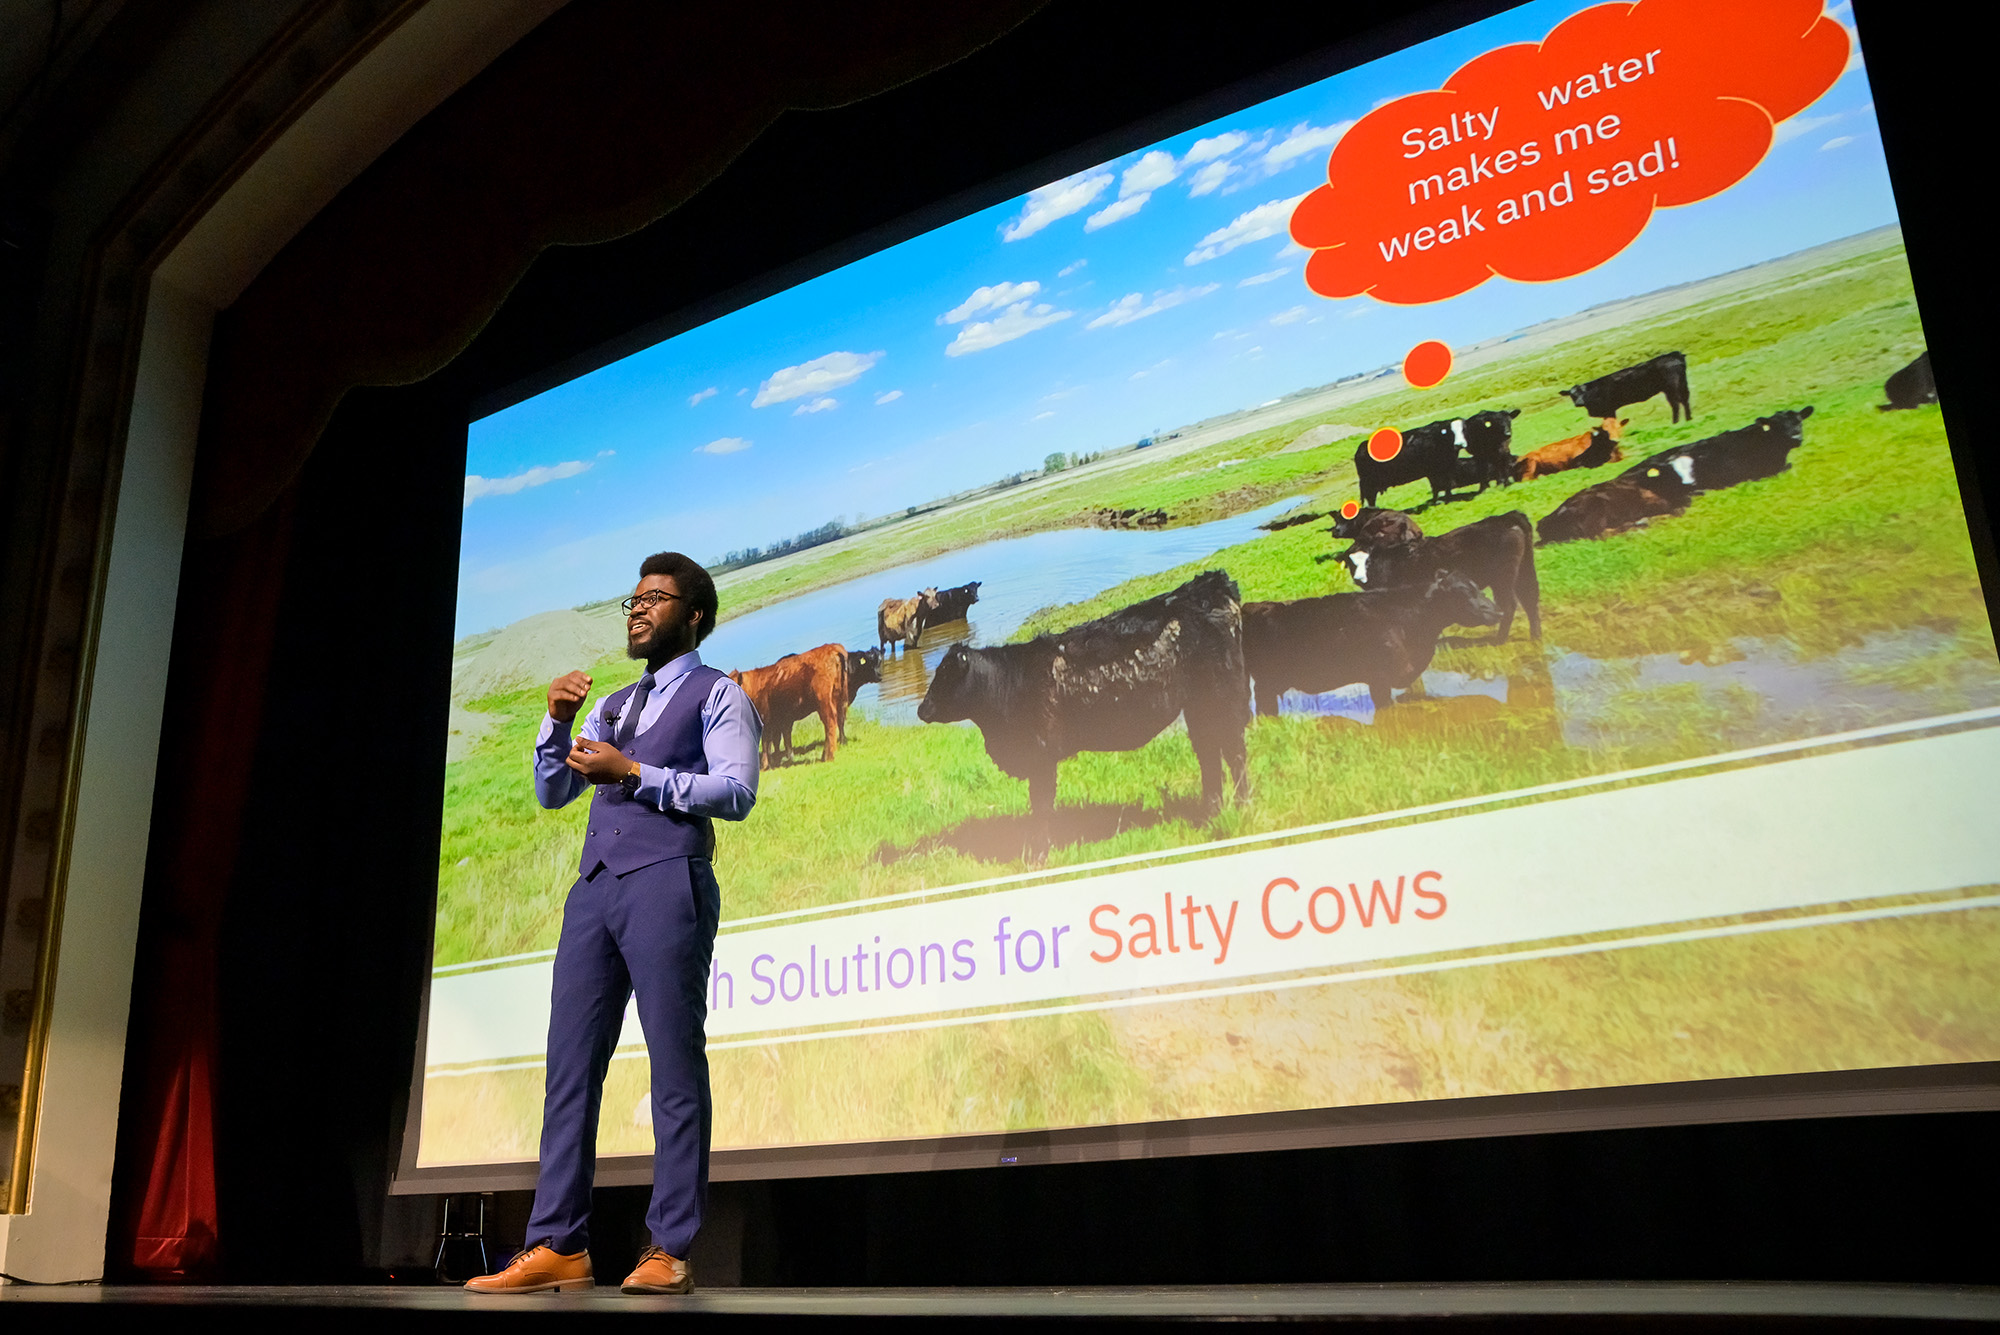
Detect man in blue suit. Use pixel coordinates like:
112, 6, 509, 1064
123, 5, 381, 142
468, 552, 760, 1296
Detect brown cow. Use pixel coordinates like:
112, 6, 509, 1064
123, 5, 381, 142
877, 588, 939, 654
1514, 417, 1627, 482
728, 643, 849, 768
1535, 466, 1692, 544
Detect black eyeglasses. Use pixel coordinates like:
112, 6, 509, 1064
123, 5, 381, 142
620, 590, 684, 614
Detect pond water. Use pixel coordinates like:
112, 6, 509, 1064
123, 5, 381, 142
1255, 628, 1985, 746
1269, 670, 1511, 725
1548, 628, 1978, 747
700, 497, 1305, 725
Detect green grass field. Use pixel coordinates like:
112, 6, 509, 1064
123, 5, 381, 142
434, 229, 1996, 964
417, 230, 2000, 1163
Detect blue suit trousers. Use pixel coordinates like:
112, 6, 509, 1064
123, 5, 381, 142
526, 855, 720, 1258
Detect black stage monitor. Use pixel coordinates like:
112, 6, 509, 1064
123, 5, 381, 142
397, 0, 2000, 1192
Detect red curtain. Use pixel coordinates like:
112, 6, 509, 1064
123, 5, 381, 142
113, 494, 295, 1277
110, 0, 1044, 1277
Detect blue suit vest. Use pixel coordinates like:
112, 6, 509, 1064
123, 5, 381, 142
579, 665, 725, 876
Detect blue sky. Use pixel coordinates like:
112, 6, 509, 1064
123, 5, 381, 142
458, 0, 1890, 637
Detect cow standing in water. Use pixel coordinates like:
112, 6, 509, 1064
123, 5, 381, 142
916, 570, 1251, 826
877, 588, 939, 654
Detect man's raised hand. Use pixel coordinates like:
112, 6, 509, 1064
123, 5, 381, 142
548, 670, 593, 722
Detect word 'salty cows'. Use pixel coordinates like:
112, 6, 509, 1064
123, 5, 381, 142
1341, 511, 1541, 641
728, 643, 851, 768
917, 570, 1250, 822
1622, 408, 1814, 493
1354, 409, 1519, 507
1879, 352, 1936, 411
1563, 352, 1692, 422
1244, 573, 1501, 715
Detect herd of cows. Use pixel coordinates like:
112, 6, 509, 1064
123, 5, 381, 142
716, 348, 1936, 840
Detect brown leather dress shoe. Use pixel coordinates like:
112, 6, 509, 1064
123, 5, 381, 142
463, 1244, 594, 1293
621, 1245, 692, 1295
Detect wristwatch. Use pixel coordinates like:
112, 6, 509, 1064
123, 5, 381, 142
620, 758, 643, 795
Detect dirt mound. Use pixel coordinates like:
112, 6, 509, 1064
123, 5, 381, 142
1084, 506, 1170, 529
1279, 423, 1362, 454
453, 607, 621, 702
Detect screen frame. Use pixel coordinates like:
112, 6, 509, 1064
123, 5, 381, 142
394, 0, 2000, 1195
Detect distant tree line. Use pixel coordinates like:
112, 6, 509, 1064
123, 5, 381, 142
1041, 450, 1104, 473
711, 519, 852, 574
707, 457, 1069, 574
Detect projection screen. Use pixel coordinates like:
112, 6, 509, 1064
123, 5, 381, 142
400, 0, 2000, 1189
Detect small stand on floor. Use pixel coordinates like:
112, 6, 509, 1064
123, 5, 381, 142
433, 1194, 493, 1285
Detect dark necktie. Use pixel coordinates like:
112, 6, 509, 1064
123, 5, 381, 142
615, 672, 656, 748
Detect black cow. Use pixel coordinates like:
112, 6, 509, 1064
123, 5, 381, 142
1330, 506, 1423, 546
927, 580, 983, 628
1354, 409, 1520, 507
1620, 407, 1814, 493
1536, 466, 1693, 544
837, 648, 883, 743
1879, 352, 1936, 411
1341, 511, 1541, 642
1244, 572, 1501, 715
1563, 351, 1692, 422
916, 570, 1250, 821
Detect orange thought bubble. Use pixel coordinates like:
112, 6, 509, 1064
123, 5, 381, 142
1341, 500, 1362, 519
1403, 339, 1453, 387
1367, 428, 1404, 462
1290, 0, 1849, 304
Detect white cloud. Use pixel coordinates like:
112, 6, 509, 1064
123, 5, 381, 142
1032, 410, 1056, 421
1774, 111, 1842, 146
1086, 283, 1220, 329
694, 437, 751, 456
1058, 259, 1087, 277
945, 301, 1073, 356
752, 350, 882, 407
874, 389, 903, 405
1269, 305, 1309, 325
793, 397, 838, 415
1238, 268, 1290, 287
1182, 131, 1246, 165
1821, 135, 1855, 151
1086, 194, 1149, 231
1121, 149, 1179, 196
941, 280, 1041, 324
1186, 194, 1307, 264
687, 386, 718, 406
596, 449, 615, 457
1187, 161, 1233, 197
1262, 120, 1353, 170
1002, 169, 1112, 242
463, 460, 589, 508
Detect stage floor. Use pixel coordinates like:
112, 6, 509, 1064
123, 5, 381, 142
3, 1281, 1998, 1326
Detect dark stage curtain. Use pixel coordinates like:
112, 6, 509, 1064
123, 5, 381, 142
111, 0, 1044, 1278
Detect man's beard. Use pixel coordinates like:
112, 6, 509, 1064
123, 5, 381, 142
627, 619, 679, 662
